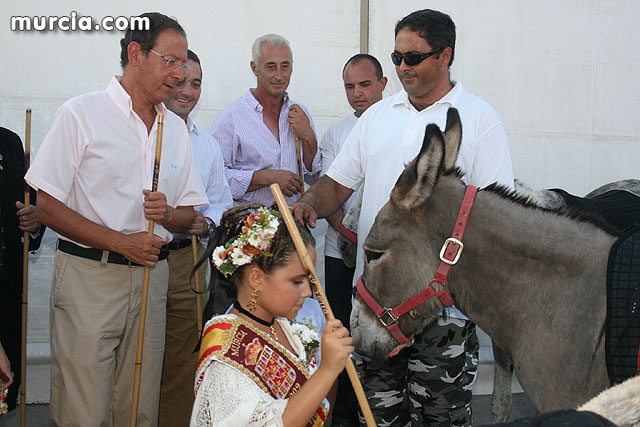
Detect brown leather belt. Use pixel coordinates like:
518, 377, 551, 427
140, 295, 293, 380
167, 238, 192, 251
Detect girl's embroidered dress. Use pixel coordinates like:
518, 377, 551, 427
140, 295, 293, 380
190, 314, 328, 427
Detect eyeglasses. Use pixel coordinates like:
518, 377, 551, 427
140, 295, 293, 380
391, 48, 444, 66
149, 49, 189, 72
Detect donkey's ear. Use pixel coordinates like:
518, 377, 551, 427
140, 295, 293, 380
442, 108, 462, 170
391, 124, 445, 210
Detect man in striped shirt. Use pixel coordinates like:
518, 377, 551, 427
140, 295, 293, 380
211, 33, 321, 206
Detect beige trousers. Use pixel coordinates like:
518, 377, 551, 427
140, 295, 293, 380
158, 242, 207, 427
50, 250, 169, 427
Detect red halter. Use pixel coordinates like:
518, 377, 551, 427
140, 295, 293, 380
356, 185, 478, 357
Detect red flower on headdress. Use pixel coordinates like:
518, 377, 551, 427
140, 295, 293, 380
240, 244, 261, 256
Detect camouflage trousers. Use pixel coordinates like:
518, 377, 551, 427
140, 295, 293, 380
357, 317, 478, 427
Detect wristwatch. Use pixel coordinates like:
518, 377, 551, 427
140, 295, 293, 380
205, 218, 216, 237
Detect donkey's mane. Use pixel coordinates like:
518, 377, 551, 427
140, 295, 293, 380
440, 168, 622, 236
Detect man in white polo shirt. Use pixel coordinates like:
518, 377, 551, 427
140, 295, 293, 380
25, 13, 207, 427
293, 9, 513, 426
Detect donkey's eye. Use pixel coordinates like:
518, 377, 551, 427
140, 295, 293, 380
365, 249, 383, 264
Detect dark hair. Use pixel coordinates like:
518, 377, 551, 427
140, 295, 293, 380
208, 204, 315, 299
395, 9, 456, 67
187, 49, 202, 76
343, 54, 384, 80
119, 12, 186, 68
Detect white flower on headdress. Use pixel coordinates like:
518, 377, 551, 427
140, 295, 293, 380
230, 247, 252, 266
247, 230, 261, 247
212, 246, 225, 267
265, 217, 279, 233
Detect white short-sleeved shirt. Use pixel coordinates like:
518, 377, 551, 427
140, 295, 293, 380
327, 82, 514, 319
25, 76, 208, 245
319, 113, 360, 259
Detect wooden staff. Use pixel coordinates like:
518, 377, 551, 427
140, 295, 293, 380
191, 235, 203, 336
130, 113, 164, 427
269, 183, 376, 427
20, 108, 31, 427
295, 137, 304, 195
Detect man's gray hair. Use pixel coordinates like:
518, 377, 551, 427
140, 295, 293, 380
252, 34, 293, 65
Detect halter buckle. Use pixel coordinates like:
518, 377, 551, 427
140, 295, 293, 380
378, 308, 398, 327
439, 237, 464, 265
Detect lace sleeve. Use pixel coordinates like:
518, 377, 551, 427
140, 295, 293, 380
190, 360, 288, 427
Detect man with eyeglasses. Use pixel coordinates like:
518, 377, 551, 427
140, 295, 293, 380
25, 12, 207, 427
293, 9, 513, 426
159, 49, 233, 427
211, 33, 321, 207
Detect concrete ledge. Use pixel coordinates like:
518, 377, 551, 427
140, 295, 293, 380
21, 362, 50, 404
26, 343, 50, 364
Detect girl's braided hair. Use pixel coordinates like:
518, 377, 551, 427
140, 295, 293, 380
196, 204, 315, 299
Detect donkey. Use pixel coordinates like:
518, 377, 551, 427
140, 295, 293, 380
491, 178, 640, 421
341, 176, 640, 421
351, 108, 625, 413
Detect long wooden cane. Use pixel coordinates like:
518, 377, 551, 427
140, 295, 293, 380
270, 183, 376, 427
295, 137, 304, 195
130, 113, 164, 427
191, 235, 203, 336
20, 108, 31, 427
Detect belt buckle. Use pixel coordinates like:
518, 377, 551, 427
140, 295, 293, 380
124, 254, 141, 268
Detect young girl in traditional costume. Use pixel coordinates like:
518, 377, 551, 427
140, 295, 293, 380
190, 205, 354, 427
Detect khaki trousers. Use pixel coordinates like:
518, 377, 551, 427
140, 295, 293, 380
158, 242, 207, 427
50, 250, 169, 427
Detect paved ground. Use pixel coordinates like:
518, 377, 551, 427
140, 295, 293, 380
0, 393, 537, 426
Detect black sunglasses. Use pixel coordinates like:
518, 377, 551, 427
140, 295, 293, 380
391, 48, 444, 66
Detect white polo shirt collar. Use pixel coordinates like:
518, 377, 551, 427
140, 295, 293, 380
393, 81, 464, 112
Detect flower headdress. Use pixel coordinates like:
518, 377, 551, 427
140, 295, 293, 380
212, 207, 281, 277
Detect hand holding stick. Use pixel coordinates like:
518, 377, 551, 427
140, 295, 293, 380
130, 113, 164, 427
270, 183, 376, 427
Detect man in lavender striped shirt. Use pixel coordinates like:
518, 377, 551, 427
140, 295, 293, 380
211, 33, 321, 207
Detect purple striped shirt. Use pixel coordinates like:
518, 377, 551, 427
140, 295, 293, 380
211, 89, 321, 206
